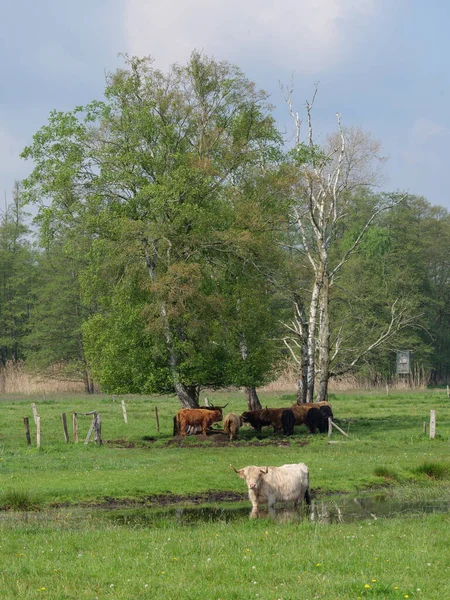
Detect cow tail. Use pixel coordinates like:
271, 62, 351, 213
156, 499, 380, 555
173, 415, 179, 436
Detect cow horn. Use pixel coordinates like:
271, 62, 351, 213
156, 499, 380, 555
230, 464, 239, 473
216, 403, 228, 410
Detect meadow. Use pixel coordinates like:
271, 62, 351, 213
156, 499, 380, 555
1, 389, 450, 599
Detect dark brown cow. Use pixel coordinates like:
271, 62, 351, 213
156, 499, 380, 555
281, 409, 296, 436
241, 410, 272, 433
259, 407, 293, 434
290, 402, 333, 427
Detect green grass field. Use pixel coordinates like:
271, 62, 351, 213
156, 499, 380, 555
1, 389, 450, 599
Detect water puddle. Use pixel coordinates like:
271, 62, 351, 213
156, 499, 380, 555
3, 494, 450, 526
100, 495, 450, 525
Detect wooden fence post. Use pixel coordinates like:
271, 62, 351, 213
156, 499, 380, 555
94, 413, 102, 446
61, 413, 69, 443
24, 417, 31, 447
430, 410, 436, 439
31, 402, 38, 425
73, 413, 78, 443
423, 421, 427, 435
155, 406, 160, 433
36, 416, 41, 449
331, 420, 349, 437
84, 413, 96, 445
328, 417, 332, 438
386, 384, 389, 396
121, 400, 128, 424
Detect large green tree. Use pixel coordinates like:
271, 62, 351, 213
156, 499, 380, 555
22, 52, 282, 406
0, 183, 36, 367
25, 237, 95, 393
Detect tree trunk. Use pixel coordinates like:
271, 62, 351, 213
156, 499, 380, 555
316, 274, 330, 402
296, 331, 309, 404
305, 276, 323, 402
143, 245, 199, 409
245, 386, 262, 411
175, 382, 200, 408
83, 369, 91, 394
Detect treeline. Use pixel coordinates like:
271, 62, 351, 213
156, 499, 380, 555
1, 53, 449, 406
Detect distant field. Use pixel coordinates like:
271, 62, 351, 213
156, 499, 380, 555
1, 390, 450, 598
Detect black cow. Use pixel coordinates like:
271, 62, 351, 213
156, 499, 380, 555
281, 409, 295, 436
306, 407, 328, 434
319, 404, 333, 421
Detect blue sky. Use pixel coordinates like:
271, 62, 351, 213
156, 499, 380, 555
1, 0, 450, 209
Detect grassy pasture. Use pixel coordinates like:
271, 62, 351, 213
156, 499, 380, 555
1, 389, 450, 598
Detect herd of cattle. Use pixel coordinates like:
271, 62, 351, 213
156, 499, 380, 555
173, 401, 333, 440
171, 402, 330, 517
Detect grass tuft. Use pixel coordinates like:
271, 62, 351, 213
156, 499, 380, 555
0, 489, 42, 511
373, 466, 400, 481
415, 461, 450, 480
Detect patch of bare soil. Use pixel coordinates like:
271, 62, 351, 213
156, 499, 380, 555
50, 490, 248, 510
165, 435, 310, 448
103, 434, 310, 449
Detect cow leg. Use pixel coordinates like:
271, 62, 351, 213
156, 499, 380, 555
304, 488, 311, 506
250, 505, 259, 518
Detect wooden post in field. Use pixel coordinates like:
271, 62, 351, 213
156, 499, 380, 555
121, 399, 128, 424
386, 384, 389, 396
328, 417, 332, 438
423, 421, 427, 435
73, 413, 78, 443
36, 416, 41, 449
204, 397, 210, 407
94, 413, 102, 446
429, 410, 436, 439
331, 420, 349, 437
84, 413, 96, 445
31, 402, 38, 424
155, 406, 160, 433
61, 413, 69, 443
24, 417, 31, 447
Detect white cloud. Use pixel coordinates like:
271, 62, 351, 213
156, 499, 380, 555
123, 0, 378, 73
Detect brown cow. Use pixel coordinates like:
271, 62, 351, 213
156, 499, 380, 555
223, 412, 243, 441
174, 406, 225, 436
259, 407, 292, 434
241, 410, 272, 433
290, 402, 333, 427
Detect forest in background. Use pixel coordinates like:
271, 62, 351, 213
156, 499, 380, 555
0, 53, 449, 405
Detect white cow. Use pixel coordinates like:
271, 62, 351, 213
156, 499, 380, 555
231, 462, 310, 517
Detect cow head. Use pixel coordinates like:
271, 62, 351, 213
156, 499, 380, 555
231, 465, 269, 490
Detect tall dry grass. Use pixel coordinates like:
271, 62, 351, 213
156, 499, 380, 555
262, 362, 428, 393
0, 361, 85, 395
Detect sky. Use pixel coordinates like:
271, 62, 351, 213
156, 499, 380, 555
1, 0, 450, 210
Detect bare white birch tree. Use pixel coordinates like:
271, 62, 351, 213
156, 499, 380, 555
282, 85, 407, 402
